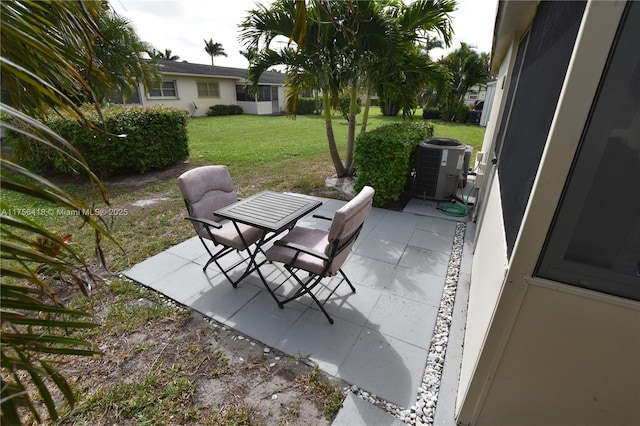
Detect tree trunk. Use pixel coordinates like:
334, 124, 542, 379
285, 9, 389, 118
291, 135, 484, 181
360, 80, 373, 135
344, 81, 358, 176
381, 96, 401, 116
323, 91, 347, 177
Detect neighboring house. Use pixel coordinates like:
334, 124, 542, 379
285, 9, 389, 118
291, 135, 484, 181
137, 59, 286, 116
457, 1, 639, 425
463, 84, 487, 107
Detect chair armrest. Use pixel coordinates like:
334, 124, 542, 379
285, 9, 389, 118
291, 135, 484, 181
312, 214, 332, 221
184, 215, 222, 229
274, 239, 329, 260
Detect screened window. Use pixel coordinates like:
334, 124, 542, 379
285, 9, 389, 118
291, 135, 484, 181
537, 1, 640, 301
236, 85, 272, 101
494, 1, 586, 258
148, 80, 177, 98
197, 81, 220, 98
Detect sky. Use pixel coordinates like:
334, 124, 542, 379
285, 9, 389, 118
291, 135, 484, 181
109, 0, 498, 69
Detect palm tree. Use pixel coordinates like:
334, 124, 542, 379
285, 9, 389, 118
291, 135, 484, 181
437, 42, 491, 121
239, 0, 455, 177
204, 38, 227, 66
426, 35, 445, 53
368, 0, 454, 119
158, 48, 180, 61
92, 13, 160, 101
239, 47, 258, 62
1, 1, 155, 422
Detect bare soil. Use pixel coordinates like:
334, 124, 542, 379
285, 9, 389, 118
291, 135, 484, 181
46, 274, 348, 425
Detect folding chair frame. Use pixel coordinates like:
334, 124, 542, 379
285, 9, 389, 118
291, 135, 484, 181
271, 219, 364, 324
184, 204, 265, 288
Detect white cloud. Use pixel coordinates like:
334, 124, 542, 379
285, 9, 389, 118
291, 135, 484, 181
110, 0, 260, 67
109, 0, 498, 69
430, 0, 498, 59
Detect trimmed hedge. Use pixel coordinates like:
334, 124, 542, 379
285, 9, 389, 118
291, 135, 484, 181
354, 121, 434, 206
296, 97, 318, 115
422, 107, 441, 120
7, 104, 189, 177
207, 104, 243, 116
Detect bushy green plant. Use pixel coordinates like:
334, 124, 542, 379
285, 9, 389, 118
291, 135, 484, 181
354, 121, 434, 206
455, 102, 471, 123
339, 95, 361, 120
7, 104, 189, 177
207, 104, 243, 116
422, 107, 441, 120
296, 97, 319, 115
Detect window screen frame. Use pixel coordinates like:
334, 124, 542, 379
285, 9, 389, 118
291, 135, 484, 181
148, 80, 178, 98
197, 81, 221, 98
536, 0, 640, 301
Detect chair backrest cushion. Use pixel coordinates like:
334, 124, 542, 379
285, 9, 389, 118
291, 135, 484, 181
178, 166, 238, 238
326, 186, 374, 274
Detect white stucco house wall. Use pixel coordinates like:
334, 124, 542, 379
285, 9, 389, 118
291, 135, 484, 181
457, 1, 639, 424
135, 59, 286, 117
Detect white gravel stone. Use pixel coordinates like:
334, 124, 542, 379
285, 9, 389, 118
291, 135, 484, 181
339, 223, 467, 426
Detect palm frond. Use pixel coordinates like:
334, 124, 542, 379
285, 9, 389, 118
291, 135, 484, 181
0, 1, 155, 422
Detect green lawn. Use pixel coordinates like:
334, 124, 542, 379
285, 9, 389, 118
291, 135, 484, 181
188, 112, 484, 168
6, 111, 485, 270
187, 111, 484, 195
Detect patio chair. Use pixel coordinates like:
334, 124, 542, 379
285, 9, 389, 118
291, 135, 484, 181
178, 165, 264, 286
264, 186, 375, 324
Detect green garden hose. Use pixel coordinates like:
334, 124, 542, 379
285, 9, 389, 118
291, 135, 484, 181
438, 185, 476, 217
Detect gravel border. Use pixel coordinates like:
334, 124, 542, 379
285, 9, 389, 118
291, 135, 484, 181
345, 221, 467, 425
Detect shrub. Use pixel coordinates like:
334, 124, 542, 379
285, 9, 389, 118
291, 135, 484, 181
207, 104, 243, 116
6, 104, 189, 177
422, 107, 441, 120
354, 121, 434, 206
455, 103, 471, 123
339, 95, 361, 120
296, 97, 319, 115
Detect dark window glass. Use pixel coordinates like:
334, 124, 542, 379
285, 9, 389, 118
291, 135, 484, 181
537, 1, 640, 301
236, 85, 272, 101
496, 1, 586, 258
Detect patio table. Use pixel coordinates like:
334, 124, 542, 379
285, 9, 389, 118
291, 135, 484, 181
214, 191, 322, 302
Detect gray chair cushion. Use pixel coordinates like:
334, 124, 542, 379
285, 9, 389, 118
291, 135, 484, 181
178, 165, 263, 249
265, 226, 330, 274
265, 186, 374, 276
325, 186, 374, 272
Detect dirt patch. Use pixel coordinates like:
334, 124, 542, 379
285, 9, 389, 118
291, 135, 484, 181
100, 161, 193, 188
39, 278, 347, 425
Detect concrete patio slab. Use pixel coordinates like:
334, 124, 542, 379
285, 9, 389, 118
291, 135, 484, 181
337, 329, 428, 407
123, 194, 473, 424
276, 309, 363, 376
333, 392, 405, 426
366, 293, 438, 350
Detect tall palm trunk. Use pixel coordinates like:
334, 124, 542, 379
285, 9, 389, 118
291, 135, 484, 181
345, 80, 359, 176
360, 79, 373, 135
323, 91, 347, 177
